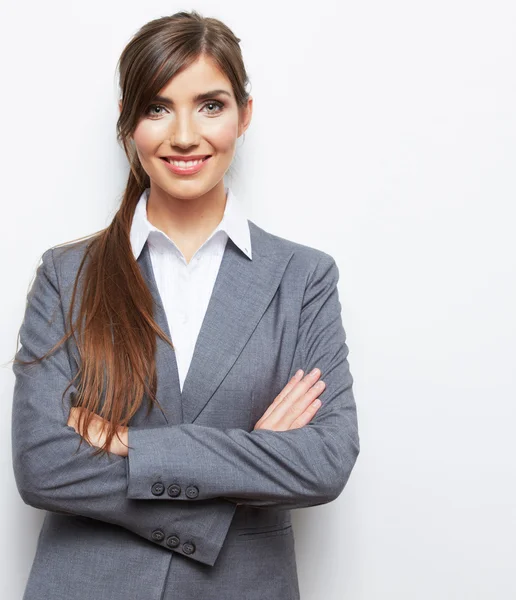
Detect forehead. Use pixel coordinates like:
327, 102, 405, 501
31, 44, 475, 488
158, 55, 233, 99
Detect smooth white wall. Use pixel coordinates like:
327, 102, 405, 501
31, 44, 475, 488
1, 1, 514, 598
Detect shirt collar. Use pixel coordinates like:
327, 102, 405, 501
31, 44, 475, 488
129, 185, 252, 261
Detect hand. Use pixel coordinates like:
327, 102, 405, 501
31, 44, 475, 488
67, 407, 129, 457
253, 368, 325, 431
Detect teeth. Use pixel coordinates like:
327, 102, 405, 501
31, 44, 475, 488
166, 158, 205, 167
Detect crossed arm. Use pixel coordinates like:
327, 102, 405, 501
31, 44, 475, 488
68, 365, 327, 459
11, 248, 360, 566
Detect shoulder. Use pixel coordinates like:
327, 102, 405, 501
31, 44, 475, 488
41, 236, 96, 262
40, 234, 99, 276
248, 219, 338, 279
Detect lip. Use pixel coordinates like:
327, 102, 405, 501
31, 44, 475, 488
163, 154, 211, 161
160, 155, 212, 176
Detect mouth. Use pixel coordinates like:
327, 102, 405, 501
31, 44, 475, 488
160, 155, 211, 167
160, 155, 212, 175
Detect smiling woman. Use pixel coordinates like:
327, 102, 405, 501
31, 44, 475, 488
126, 56, 250, 192
11, 9, 359, 600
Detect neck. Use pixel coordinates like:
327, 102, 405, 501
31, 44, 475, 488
146, 180, 227, 255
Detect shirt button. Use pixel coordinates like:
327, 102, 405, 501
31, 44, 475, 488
185, 485, 199, 499
151, 482, 165, 496
151, 529, 165, 542
182, 541, 196, 555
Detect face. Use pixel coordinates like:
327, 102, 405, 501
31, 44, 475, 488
124, 54, 252, 202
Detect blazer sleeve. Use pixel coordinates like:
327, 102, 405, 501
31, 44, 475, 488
126, 253, 360, 509
11, 248, 236, 567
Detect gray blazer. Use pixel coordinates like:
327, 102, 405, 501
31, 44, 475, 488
12, 219, 360, 600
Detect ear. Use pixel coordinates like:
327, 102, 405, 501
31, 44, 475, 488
118, 100, 123, 114
239, 96, 253, 137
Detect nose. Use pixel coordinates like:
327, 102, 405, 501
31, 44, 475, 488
170, 109, 200, 149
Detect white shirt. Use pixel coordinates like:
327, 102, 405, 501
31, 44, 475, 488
129, 186, 252, 392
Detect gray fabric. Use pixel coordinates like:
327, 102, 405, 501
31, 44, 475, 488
11, 219, 360, 600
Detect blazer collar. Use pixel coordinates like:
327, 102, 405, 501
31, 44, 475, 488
136, 220, 294, 424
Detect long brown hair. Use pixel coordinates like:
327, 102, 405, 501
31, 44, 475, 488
12, 11, 251, 456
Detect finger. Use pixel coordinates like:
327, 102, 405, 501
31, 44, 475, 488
270, 370, 324, 426
67, 407, 80, 428
289, 398, 322, 430
278, 370, 304, 401
257, 370, 304, 423
256, 370, 323, 429
68, 407, 93, 437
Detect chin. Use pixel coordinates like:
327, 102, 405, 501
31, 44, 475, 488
152, 178, 219, 200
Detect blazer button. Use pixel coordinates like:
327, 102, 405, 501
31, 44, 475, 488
167, 484, 181, 497
151, 482, 165, 496
185, 485, 199, 499
182, 541, 196, 555
166, 535, 180, 548
151, 529, 165, 542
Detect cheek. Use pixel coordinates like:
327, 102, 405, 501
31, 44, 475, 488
133, 121, 164, 153
205, 120, 239, 151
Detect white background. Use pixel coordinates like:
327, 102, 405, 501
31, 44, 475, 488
1, 1, 515, 598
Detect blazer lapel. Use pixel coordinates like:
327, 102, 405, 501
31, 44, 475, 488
181, 226, 293, 424
137, 241, 183, 425
137, 221, 294, 426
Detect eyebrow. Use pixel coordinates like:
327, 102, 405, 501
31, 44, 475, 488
151, 89, 232, 105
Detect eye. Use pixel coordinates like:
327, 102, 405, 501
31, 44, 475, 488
144, 101, 226, 119
145, 104, 168, 118
202, 100, 225, 115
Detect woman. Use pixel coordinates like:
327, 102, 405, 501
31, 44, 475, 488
11, 10, 360, 600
